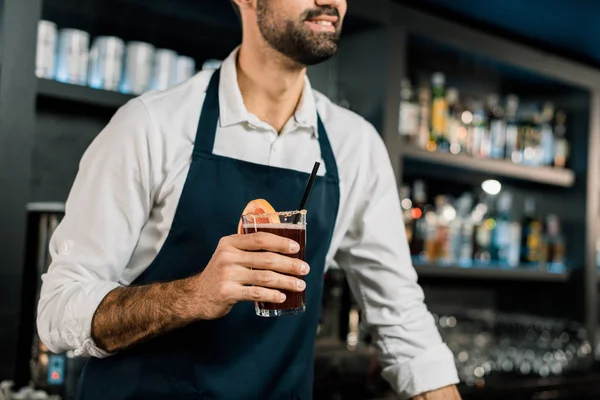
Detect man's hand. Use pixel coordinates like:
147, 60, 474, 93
190, 232, 310, 319
92, 232, 309, 353
412, 385, 461, 400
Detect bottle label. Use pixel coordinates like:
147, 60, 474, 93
399, 101, 419, 136
431, 98, 447, 137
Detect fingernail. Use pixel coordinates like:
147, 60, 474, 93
297, 280, 306, 290
301, 263, 310, 274
290, 241, 300, 252
280, 293, 287, 302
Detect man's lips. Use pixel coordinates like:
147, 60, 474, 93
305, 15, 338, 32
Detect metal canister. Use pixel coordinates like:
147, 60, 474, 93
149, 48, 178, 91
172, 55, 196, 86
56, 28, 90, 85
36, 20, 58, 79
88, 36, 125, 91
120, 41, 155, 95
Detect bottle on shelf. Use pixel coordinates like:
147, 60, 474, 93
453, 193, 475, 267
470, 101, 487, 158
543, 214, 566, 272
520, 105, 543, 167
540, 102, 556, 166
520, 197, 543, 266
430, 72, 449, 152
491, 192, 521, 268
446, 88, 462, 154
553, 110, 569, 168
417, 83, 432, 150
398, 78, 419, 143
487, 94, 507, 159
504, 95, 520, 163
400, 185, 414, 244
434, 195, 456, 265
410, 180, 429, 261
472, 193, 495, 266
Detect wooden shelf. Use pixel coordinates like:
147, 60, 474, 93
415, 264, 570, 282
401, 145, 576, 187
37, 78, 134, 109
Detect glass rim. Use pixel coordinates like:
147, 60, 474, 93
242, 209, 307, 219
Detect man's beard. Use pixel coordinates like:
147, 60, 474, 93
256, 1, 342, 66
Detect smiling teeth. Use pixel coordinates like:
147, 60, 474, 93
315, 21, 332, 26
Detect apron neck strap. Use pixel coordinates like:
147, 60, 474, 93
193, 68, 339, 181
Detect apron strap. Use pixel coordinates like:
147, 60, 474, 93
193, 68, 221, 157
193, 68, 340, 182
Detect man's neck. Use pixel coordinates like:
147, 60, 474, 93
236, 41, 306, 133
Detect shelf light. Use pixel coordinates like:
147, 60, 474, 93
482, 179, 501, 196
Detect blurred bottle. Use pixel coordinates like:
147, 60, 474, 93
417, 84, 432, 149
398, 78, 419, 143
472, 193, 494, 266
435, 195, 456, 265
453, 193, 475, 267
430, 72, 449, 152
460, 106, 474, 155
491, 193, 521, 268
488, 94, 507, 159
553, 110, 569, 168
520, 105, 542, 167
540, 102, 556, 166
446, 88, 462, 154
543, 214, 566, 271
400, 185, 414, 244
410, 180, 429, 260
470, 102, 487, 158
504, 95, 520, 163
520, 197, 543, 266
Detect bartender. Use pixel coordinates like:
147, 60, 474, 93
37, 0, 460, 399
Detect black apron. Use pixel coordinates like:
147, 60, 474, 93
78, 69, 340, 400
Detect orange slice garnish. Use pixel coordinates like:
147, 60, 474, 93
237, 199, 280, 234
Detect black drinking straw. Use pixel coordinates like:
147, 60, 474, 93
294, 161, 321, 223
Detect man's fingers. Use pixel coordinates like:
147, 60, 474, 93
229, 232, 300, 254
239, 270, 305, 292
238, 251, 309, 276
237, 285, 286, 304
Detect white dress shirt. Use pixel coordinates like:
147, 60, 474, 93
37, 47, 459, 399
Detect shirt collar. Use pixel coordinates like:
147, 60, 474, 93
218, 47, 319, 138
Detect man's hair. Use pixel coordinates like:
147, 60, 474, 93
230, 0, 241, 21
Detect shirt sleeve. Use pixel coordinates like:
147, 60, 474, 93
334, 124, 459, 399
36, 98, 157, 358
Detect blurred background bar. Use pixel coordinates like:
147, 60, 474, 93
3, 0, 600, 399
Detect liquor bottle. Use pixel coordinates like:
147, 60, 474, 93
504, 95, 520, 163
453, 193, 474, 267
471, 102, 487, 158
417, 84, 432, 149
521, 105, 542, 167
435, 195, 456, 265
398, 78, 419, 143
460, 106, 474, 155
492, 193, 521, 268
553, 110, 569, 168
445, 88, 462, 154
543, 214, 566, 272
488, 94, 507, 159
400, 185, 414, 244
472, 193, 495, 266
539, 103, 555, 166
410, 180, 428, 260
520, 197, 543, 266
430, 72, 449, 152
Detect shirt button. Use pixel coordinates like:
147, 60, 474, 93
58, 241, 71, 255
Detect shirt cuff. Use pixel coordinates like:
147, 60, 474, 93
381, 343, 459, 400
71, 281, 122, 358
